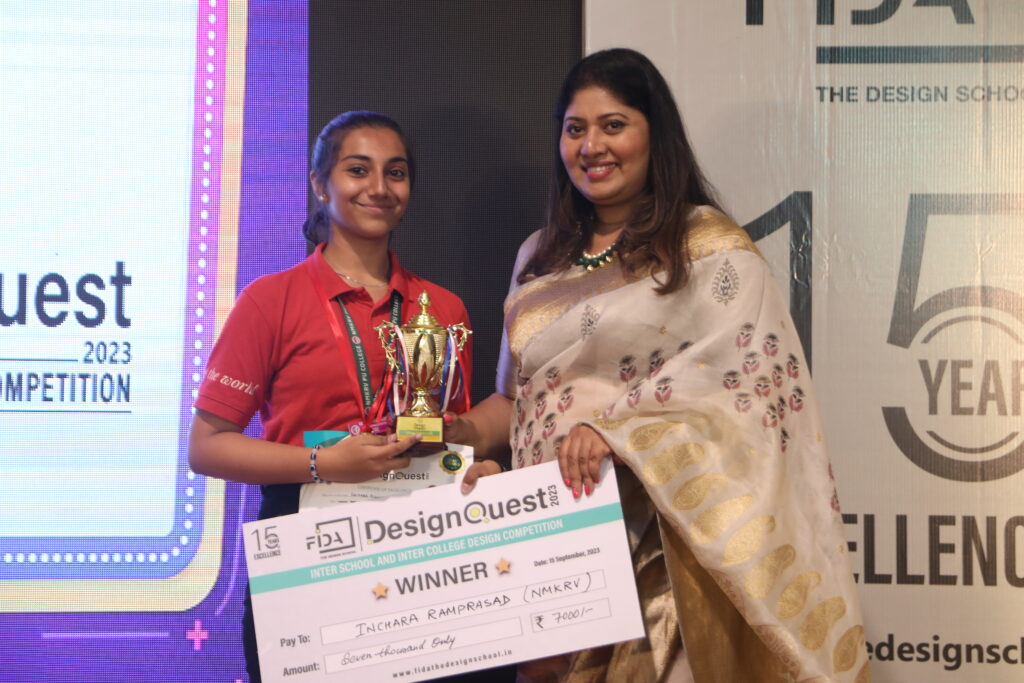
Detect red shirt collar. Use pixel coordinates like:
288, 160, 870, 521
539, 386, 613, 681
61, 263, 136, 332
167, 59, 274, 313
311, 242, 412, 303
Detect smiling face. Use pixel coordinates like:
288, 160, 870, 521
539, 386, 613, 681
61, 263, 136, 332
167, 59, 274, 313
311, 126, 410, 244
559, 86, 651, 224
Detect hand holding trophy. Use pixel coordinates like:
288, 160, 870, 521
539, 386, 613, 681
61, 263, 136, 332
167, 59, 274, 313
376, 291, 471, 453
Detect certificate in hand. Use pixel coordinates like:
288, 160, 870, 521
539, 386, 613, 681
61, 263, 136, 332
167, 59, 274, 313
244, 460, 645, 681
298, 444, 474, 509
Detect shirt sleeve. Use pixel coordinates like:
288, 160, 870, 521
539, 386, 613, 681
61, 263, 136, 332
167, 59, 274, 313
193, 286, 276, 427
496, 231, 540, 398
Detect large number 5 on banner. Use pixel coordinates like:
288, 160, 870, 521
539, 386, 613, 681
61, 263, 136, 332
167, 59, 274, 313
884, 193, 1024, 482
887, 194, 1024, 348
743, 191, 813, 368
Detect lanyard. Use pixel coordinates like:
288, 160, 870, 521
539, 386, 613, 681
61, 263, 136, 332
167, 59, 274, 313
335, 292, 402, 417
306, 258, 402, 423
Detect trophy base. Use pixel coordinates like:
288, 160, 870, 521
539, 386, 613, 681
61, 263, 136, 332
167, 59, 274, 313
396, 416, 447, 456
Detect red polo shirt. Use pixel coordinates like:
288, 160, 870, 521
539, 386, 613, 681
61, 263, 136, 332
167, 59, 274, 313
195, 243, 472, 445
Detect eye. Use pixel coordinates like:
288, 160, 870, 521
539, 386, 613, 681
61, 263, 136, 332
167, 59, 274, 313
346, 165, 368, 176
387, 167, 408, 180
563, 123, 584, 137
605, 119, 626, 132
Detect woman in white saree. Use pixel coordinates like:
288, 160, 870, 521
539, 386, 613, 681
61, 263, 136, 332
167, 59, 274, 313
455, 48, 868, 682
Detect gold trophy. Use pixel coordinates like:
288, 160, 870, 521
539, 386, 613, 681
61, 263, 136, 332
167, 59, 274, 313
376, 291, 471, 448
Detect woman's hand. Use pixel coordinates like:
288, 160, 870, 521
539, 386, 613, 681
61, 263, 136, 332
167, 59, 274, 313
558, 424, 613, 498
441, 411, 474, 446
316, 433, 421, 483
459, 459, 503, 494
439, 393, 513, 460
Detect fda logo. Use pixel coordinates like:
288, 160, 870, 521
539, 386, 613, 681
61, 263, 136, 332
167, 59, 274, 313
305, 517, 357, 555
745, 0, 974, 25
884, 194, 1024, 482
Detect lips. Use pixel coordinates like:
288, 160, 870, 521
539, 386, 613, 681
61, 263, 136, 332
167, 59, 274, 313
356, 203, 395, 214
582, 162, 617, 180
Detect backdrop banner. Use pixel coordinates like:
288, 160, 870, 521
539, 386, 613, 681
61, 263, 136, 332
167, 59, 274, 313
587, 2, 1024, 680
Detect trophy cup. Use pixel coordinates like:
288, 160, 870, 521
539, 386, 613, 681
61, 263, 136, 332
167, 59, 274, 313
376, 291, 471, 450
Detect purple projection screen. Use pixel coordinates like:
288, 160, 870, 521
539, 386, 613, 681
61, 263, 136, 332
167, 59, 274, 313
0, 1, 307, 680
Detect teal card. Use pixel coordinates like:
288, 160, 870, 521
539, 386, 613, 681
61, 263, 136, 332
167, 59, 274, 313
302, 430, 349, 449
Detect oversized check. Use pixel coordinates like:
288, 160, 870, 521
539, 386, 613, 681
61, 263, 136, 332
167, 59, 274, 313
244, 460, 644, 681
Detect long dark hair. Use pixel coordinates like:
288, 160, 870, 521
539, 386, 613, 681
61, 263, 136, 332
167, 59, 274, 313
518, 48, 722, 293
303, 110, 416, 244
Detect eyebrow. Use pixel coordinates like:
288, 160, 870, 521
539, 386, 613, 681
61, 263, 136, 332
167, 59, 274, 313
339, 154, 409, 163
563, 112, 630, 122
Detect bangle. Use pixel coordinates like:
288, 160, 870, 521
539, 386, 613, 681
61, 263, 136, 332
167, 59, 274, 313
309, 445, 323, 483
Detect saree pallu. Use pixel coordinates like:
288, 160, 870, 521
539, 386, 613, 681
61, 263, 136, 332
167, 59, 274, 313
502, 208, 869, 682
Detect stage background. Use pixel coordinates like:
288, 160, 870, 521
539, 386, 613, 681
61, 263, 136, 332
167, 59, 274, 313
6, 1, 1021, 681
586, 1, 1024, 680
0, 1, 578, 681
309, 0, 582, 408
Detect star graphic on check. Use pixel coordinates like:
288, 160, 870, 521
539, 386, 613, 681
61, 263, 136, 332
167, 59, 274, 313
496, 558, 512, 574
372, 583, 388, 599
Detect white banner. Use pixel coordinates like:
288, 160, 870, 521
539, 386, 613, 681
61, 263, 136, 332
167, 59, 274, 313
588, 2, 1024, 680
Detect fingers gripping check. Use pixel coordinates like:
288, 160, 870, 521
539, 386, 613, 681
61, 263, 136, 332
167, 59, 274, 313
459, 459, 503, 494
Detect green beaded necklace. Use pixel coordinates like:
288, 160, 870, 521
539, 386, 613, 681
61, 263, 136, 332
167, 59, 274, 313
576, 241, 617, 271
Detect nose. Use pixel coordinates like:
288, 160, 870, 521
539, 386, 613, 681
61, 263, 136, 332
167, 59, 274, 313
581, 129, 606, 157
367, 169, 388, 197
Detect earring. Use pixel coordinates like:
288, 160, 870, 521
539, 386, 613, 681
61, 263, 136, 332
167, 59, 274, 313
320, 194, 329, 202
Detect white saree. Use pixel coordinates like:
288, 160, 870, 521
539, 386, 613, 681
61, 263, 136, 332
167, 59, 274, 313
499, 208, 869, 682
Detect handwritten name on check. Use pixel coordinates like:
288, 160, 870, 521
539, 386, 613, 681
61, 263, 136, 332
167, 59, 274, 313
244, 460, 644, 681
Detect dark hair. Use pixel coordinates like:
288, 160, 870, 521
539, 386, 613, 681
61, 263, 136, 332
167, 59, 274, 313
519, 48, 723, 293
303, 110, 415, 244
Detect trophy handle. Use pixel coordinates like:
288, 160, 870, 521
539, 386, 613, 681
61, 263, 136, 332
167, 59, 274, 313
447, 323, 472, 351
374, 321, 404, 384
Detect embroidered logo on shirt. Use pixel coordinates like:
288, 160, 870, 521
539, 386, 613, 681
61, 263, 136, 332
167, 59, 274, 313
711, 259, 740, 304
205, 368, 259, 396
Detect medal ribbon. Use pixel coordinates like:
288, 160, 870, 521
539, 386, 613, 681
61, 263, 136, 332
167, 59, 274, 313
390, 327, 411, 416
436, 328, 470, 414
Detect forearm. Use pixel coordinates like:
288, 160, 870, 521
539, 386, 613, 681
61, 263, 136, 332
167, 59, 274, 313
452, 392, 513, 463
188, 411, 313, 485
